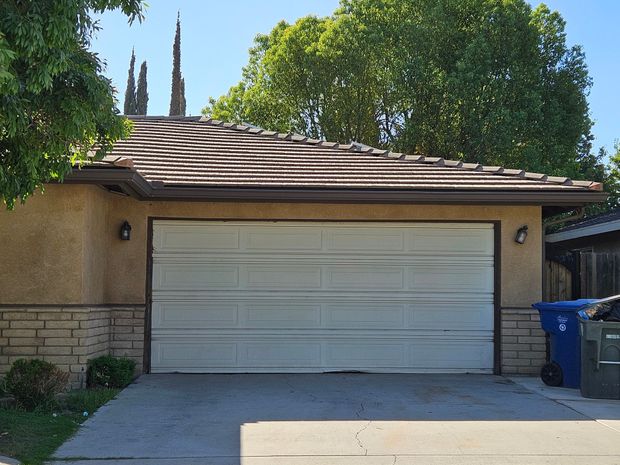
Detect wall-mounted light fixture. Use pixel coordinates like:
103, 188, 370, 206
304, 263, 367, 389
515, 225, 528, 244
120, 221, 132, 241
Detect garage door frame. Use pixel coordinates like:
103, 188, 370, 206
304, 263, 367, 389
142, 217, 501, 375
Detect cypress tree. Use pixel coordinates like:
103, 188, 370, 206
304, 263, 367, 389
180, 77, 186, 116
136, 61, 148, 115
123, 49, 137, 115
169, 13, 183, 116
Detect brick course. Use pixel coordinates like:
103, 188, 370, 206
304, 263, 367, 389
0, 306, 145, 388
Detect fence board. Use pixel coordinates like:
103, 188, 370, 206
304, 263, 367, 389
545, 259, 572, 301
579, 252, 620, 298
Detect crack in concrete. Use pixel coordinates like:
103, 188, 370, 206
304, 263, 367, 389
354, 402, 371, 456
283, 376, 297, 394
354, 420, 371, 456
283, 375, 319, 401
392, 455, 398, 465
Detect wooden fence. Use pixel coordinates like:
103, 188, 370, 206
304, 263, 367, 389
545, 259, 573, 301
579, 252, 620, 298
545, 251, 620, 300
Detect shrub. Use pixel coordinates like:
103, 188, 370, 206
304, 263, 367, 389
87, 356, 135, 388
5, 359, 69, 410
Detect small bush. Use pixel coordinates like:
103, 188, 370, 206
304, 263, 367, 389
87, 355, 135, 388
5, 359, 69, 410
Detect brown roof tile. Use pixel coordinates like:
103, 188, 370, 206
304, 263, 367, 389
85, 116, 604, 194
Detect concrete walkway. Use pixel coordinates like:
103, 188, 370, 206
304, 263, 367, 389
51, 374, 620, 465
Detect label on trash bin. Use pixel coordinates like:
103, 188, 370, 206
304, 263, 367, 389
606, 334, 620, 339
557, 315, 568, 332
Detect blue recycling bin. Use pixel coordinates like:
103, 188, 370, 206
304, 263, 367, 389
532, 299, 598, 388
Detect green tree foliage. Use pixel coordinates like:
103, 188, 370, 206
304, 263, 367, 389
180, 77, 186, 116
204, 0, 594, 180
123, 48, 137, 114
602, 143, 620, 210
0, 0, 145, 209
169, 12, 185, 116
136, 60, 148, 115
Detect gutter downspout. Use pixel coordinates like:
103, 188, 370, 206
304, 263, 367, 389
541, 207, 586, 301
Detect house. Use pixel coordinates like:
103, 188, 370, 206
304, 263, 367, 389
0, 116, 607, 385
546, 208, 620, 299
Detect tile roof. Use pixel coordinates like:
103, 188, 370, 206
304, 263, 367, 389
86, 116, 603, 194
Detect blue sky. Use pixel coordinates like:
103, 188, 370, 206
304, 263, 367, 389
91, 0, 619, 154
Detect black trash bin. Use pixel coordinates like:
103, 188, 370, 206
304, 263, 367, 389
579, 316, 620, 399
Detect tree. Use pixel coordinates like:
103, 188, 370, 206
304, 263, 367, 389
180, 77, 186, 116
602, 143, 620, 211
136, 60, 148, 115
168, 12, 185, 116
204, 0, 593, 180
0, 0, 145, 209
123, 48, 138, 115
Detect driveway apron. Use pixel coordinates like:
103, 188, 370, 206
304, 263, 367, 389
51, 374, 620, 465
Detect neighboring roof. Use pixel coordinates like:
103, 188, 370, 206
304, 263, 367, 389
66, 116, 607, 207
546, 208, 620, 243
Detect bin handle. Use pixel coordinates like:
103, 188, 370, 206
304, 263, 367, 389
593, 337, 602, 370
593, 339, 620, 369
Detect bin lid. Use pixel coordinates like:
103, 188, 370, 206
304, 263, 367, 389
532, 294, 620, 312
532, 299, 599, 311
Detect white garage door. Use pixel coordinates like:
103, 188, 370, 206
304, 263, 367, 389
150, 221, 495, 373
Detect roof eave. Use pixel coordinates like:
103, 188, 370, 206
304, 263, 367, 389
63, 167, 608, 207
546, 218, 620, 243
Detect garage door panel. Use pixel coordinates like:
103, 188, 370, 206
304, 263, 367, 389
245, 304, 322, 328
327, 266, 404, 289
409, 266, 493, 292
151, 221, 495, 373
409, 303, 494, 331
154, 264, 239, 290
410, 341, 493, 369
325, 228, 406, 252
246, 265, 322, 288
242, 342, 322, 366
154, 262, 492, 293
244, 227, 323, 251
153, 301, 239, 328
154, 221, 493, 256
326, 342, 406, 366
151, 335, 493, 372
153, 301, 490, 331
154, 224, 240, 252
408, 228, 494, 255
152, 341, 238, 369
326, 304, 406, 329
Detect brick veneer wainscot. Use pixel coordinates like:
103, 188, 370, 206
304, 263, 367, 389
0, 306, 145, 388
501, 308, 546, 375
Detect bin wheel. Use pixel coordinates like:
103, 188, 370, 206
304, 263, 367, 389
541, 362, 563, 387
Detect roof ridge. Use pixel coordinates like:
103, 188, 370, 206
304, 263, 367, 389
127, 115, 203, 122
195, 116, 601, 191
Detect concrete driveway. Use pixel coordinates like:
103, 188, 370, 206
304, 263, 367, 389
52, 374, 620, 465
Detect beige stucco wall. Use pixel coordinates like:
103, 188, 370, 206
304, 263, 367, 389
0, 186, 87, 303
0, 184, 542, 307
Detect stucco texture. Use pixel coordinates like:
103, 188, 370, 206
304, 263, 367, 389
0, 184, 542, 307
